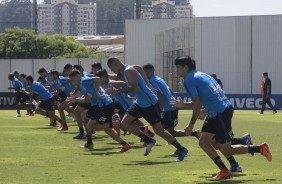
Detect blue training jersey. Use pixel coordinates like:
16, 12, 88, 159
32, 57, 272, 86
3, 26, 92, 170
29, 81, 53, 100
11, 78, 24, 93
184, 70, 231, 118
149, 75, 176, 112
121, 65, 158, 108
51, 76, 71, 96
80, 77, 112, 106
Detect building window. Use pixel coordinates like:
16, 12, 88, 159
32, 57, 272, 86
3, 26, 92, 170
163, 49, 184, 92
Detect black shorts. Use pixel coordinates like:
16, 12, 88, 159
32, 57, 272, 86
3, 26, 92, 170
15, 92, 29, 103
113, 102, 126, 116
202, 105, 234, 144
127, 103, 161, 126
55, 91, 68, 103
92, 103, 114, 123
32, 94, 40, 101
77, 103, 91, 109
86, 105, 98, 119
38, 97, 55, 112
161, 109, 179, 129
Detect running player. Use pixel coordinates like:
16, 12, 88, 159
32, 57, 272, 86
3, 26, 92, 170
107, 57, 188, 162
171, 56, 272, 179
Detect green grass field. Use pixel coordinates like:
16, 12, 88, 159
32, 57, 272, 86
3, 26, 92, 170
0, 110, 281, 184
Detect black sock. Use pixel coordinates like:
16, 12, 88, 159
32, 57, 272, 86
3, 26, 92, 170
86, 135, 92, 144
17, 109, 20, 114
147, 130, 153, 135
79, 127, 84, 133
63, 123, 67, 127
248, 145, 260, 154
227, 156, 237, 166
213, 156, 227, 170
171, 140, 184, 152
121, 141, 127, 146
191, 131, 196, 137
138, 132, 151, 143
139, 127, 145, 131
232, 138, 243, 145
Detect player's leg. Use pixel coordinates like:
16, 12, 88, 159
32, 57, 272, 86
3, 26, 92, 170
73, 104, 87, 139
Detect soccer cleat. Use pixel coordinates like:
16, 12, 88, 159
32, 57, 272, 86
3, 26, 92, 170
213, 168, 232, 179
27, 112, 34, 116
272, 110, 277, 115
49, 121, 57, 127
73, 133, 86, 139
194, 129, 202, 140
176, 148, 188, 162
230, 163, 242, 172
80, 143, 93, 149
117, 143, 132, 153
259, 143, 272, 162
112, 121, 120, 136
144, 138, 156, 156
14, 114, 21, 117
72, 118, 76, 122
25, 112, 29, 115
257, 112, 263, 114
57, 125, 68, 131
240, 133, 253, 146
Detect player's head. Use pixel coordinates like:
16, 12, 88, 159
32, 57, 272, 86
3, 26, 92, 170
91, 62, 102, 74
95, 68, 108, 84
25, 75, 34, 85
38, 68, 48, 77
8, 73, 14, 81
210, 73, 217, 79
13, 71, 20, 79
37, 76, 45, 83
142, 63, 155, 79
50, 70, 60, 81
263, 72, 268, 78
107, 57, 123, 74
73, 65, 84, 74
174, 56, 196, 78
69, 70, 81, 84
63, 64, 73, 76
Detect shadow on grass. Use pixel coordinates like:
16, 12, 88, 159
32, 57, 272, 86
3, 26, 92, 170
123, 160, 175, 166
192, 172, 277, 183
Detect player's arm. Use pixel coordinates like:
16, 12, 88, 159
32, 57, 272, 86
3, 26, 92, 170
67, 94, 91, 104
184, 96, 201, 135
170, 98, 194, 108
21, 88, 34, 97
93, 77, 105, 99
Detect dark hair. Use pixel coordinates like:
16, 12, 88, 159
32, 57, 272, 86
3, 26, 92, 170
50, 70, 60, 77
107, 57, 120, 66
91, 62, 102, 69
69, 70, 81, 78
8, 73, 14, 80
20, 73, 26, 78
174, 56, 196, 70
38, 68, 47, 74
26, 75, 34, 83
13, 71, 19, 75
95, 68, 108, 78
37, 76, 45, 82
263, 72, 268, 77
142, 63, 155, 71
73, 65, 84, 73
63, 64, 73, 70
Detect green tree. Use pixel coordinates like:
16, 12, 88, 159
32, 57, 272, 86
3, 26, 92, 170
0, 28, 106, 59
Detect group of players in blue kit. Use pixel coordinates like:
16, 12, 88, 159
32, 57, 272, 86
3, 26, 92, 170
8, 56, 272, 180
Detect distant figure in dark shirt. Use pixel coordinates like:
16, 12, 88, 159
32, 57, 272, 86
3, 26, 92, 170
258, 72, 277, 114
210, 73, 223, 89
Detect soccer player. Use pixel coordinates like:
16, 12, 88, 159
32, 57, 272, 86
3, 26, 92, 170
171, 56, 272, 179
107, 57, 188, 162
8, 73, 31, 117
49, 70, 73, 131
91, 62, 102, 74
22, 76, 63, 127
68, 70, 131, 152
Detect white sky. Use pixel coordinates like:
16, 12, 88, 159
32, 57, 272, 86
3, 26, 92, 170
191, 0, 282, 17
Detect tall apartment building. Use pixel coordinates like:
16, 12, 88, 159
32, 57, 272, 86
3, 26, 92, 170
135, 0, 193, 19
37, 0, 96, 36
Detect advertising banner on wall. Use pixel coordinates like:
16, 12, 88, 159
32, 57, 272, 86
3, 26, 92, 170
0, 92, 281, 110
173, 93, 282, 110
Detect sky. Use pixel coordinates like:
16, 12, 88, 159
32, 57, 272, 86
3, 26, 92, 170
191, 0, 282, 17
